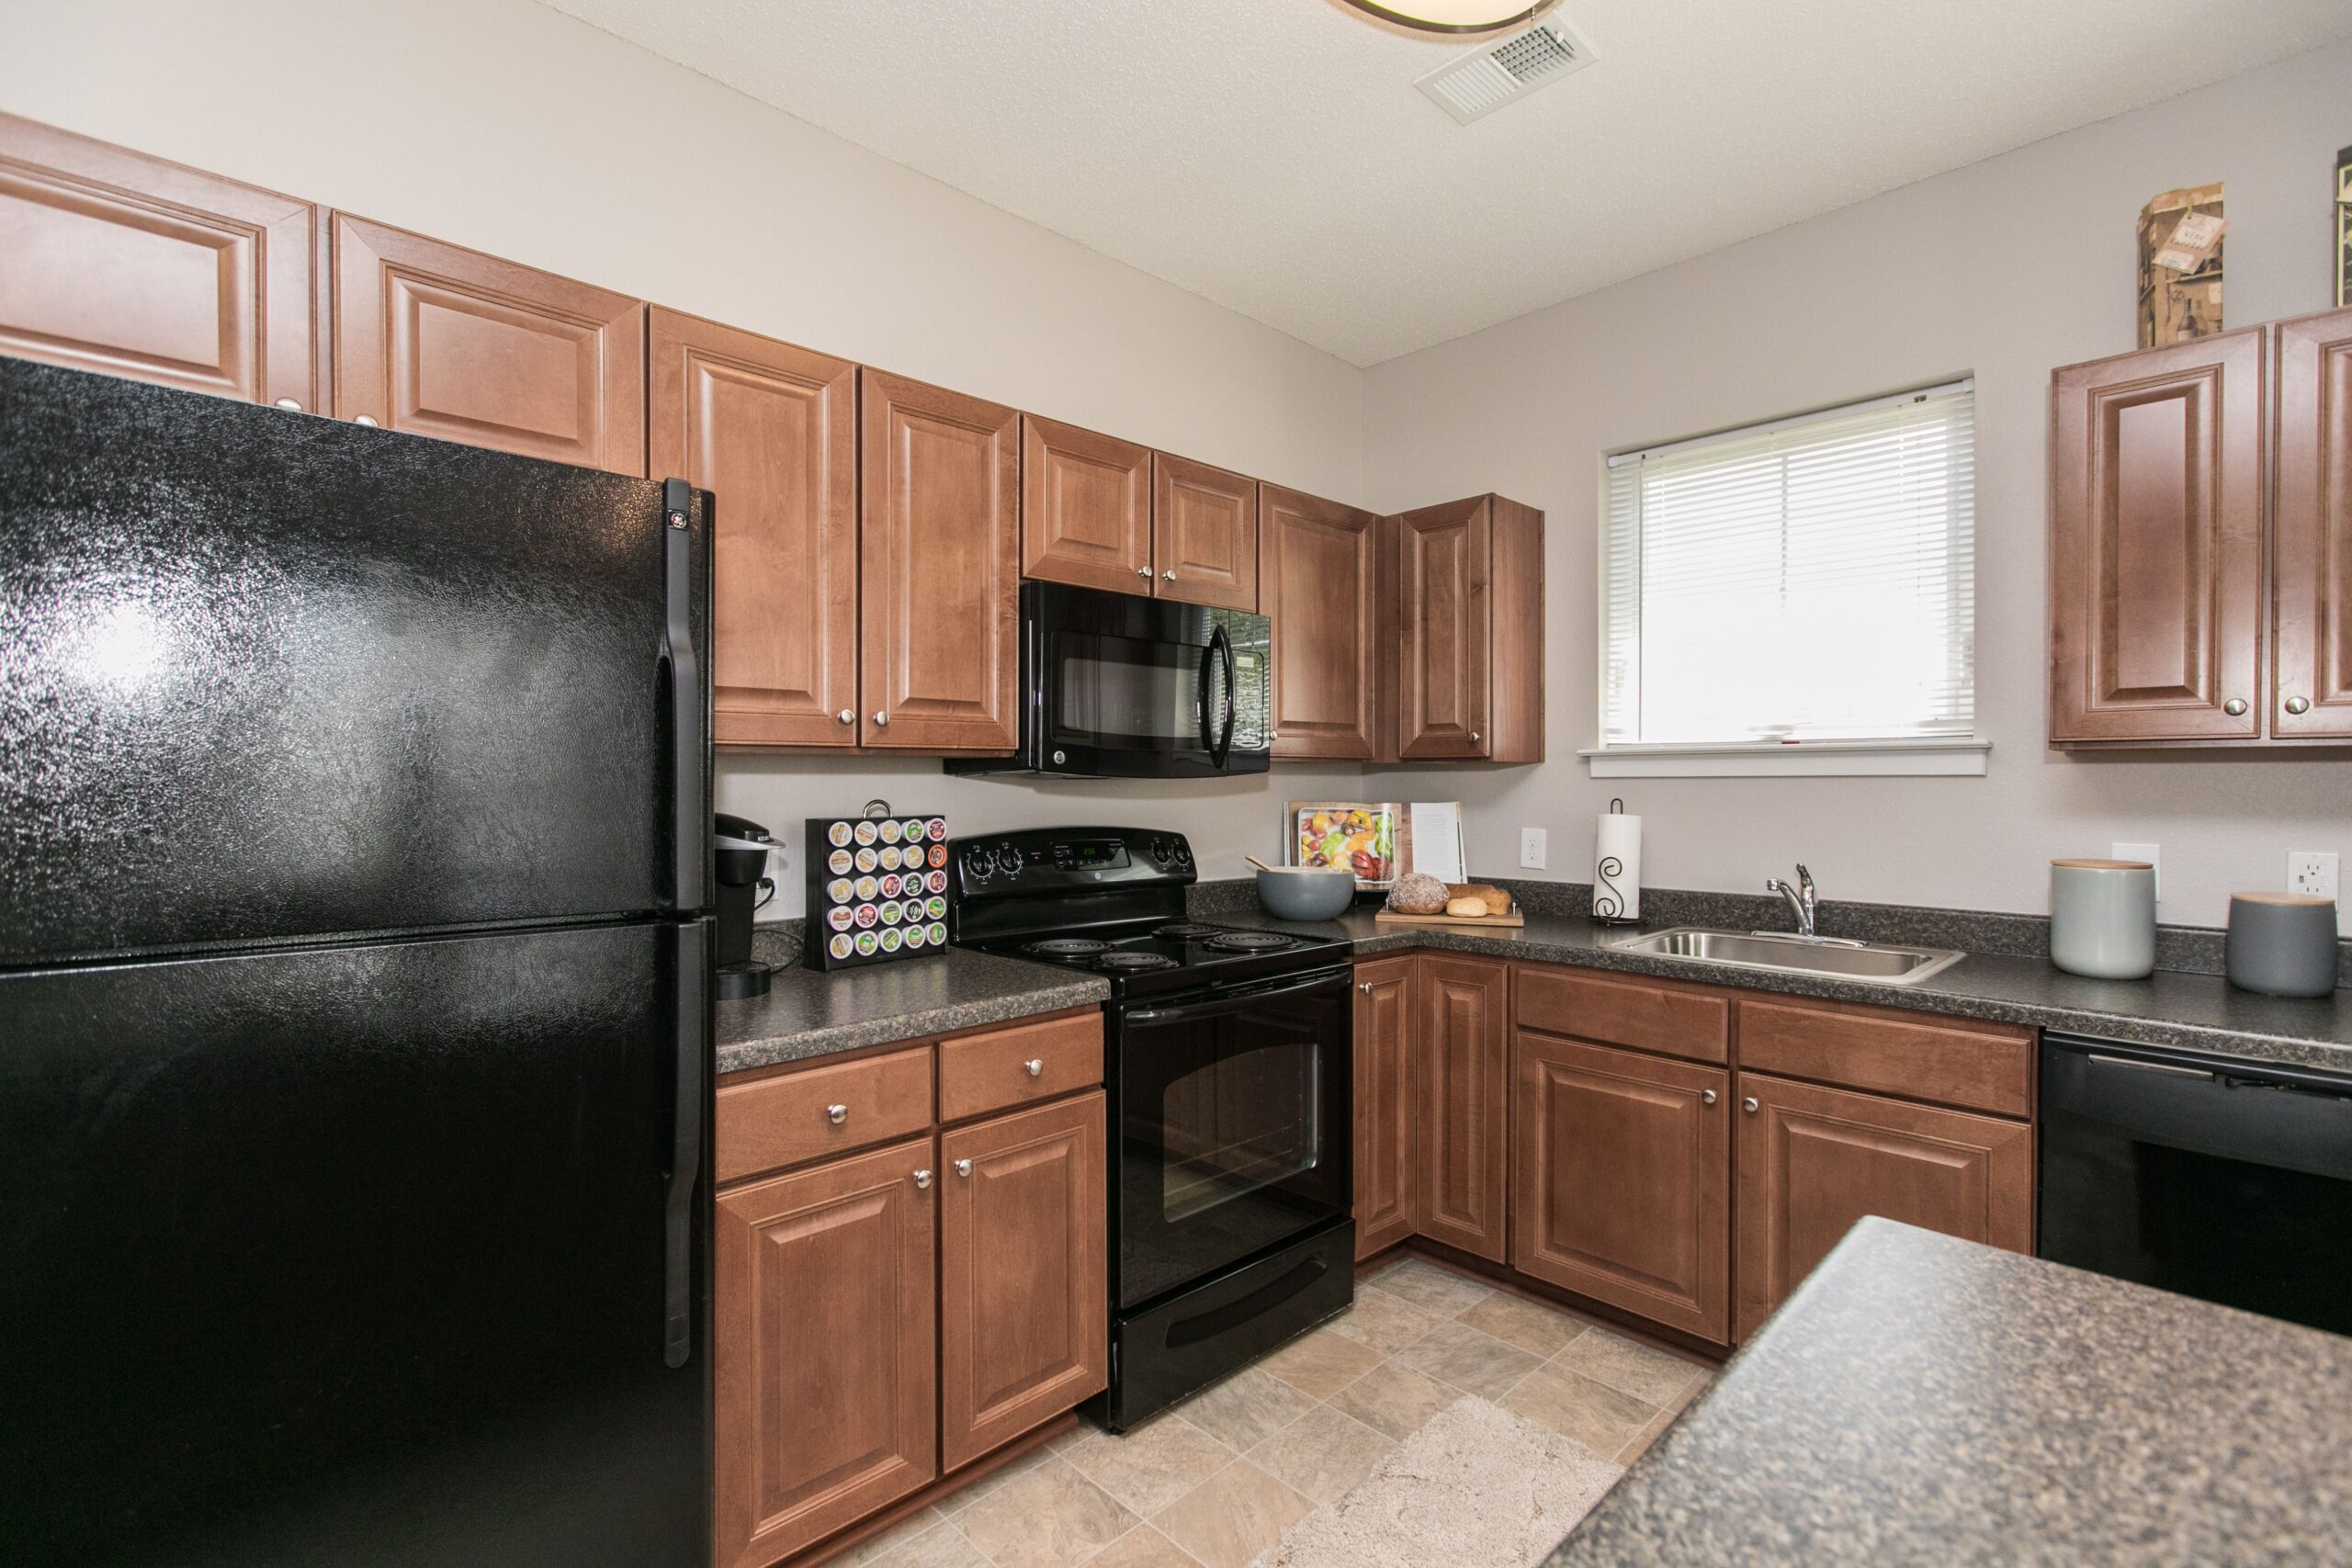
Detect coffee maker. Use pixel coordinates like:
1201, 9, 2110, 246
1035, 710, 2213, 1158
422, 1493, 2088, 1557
713, 812, 777, 1000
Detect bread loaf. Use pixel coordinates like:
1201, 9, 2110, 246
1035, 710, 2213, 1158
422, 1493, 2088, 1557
1445, 896, 1489, 919
1446, 883, 1512, 915
1387, 873, 1450, 915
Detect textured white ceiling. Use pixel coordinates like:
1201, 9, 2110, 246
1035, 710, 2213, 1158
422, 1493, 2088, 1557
541, 0, 2352, 366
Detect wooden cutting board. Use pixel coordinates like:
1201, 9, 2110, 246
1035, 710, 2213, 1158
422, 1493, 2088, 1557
1374, 909, 1526, 930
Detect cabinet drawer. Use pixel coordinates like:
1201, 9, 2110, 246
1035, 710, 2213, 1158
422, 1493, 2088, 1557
1514, 965, 1729, 1065
938, 1012, 1102, 1123
716, 1046, 934, 1185
1736, 998, 2031, 1117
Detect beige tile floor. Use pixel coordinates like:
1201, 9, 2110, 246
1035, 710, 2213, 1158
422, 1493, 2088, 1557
840, 1255, 1714, 1568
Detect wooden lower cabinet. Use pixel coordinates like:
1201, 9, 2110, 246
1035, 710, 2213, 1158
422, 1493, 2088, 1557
1512, 1032, 1731, 1342
1352, 956, 1416, 1259
1412, 954, 1510, 1261
939, 1093, 1109, 1470
1734, 1072, 2032, 1340
714, 1138, 938, 1568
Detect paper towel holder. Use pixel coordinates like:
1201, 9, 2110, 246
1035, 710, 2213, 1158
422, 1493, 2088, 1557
1592, 797, 1642, 927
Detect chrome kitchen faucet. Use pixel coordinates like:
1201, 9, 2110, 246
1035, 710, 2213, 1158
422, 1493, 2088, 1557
1766, 864, 1818, 938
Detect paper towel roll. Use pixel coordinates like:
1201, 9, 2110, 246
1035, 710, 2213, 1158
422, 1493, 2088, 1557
1593, 808, 1642, 921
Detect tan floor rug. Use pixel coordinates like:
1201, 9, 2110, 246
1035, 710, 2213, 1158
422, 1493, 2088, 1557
1249, 1396, 1623, 1568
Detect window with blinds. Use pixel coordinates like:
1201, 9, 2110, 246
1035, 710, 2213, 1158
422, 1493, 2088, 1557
1600, 380, 1976, 751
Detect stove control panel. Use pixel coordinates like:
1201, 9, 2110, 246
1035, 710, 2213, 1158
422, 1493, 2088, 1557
952, 826, 1195, 898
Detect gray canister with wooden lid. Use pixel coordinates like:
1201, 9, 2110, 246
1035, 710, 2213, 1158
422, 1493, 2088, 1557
2049, 859, 2156, 979
2224, 893, 2339, 998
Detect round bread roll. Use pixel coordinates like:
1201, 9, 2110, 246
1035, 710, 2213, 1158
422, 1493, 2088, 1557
1387, 873, 1450, 915
1446, 896, 1489, 919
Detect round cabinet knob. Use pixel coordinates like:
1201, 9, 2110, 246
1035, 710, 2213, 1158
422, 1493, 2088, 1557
1701, 1089, 1717, 1105
954, 1159, 973, 1179
274, 397, 304, 412
352, 414, 379, 427
2223, 698, 2248, 716
1135, 567, 1151, 580
826, 1103, 848, 1125
872, 711, 889, 728
1359, 982, 1374, 994
837, 709, 854, 725
1468, 731, 1482, 744
912, 1168, 933, 1190
1161, 570, 1176, 581
1023, 1058, 1044, 1077
1742, 1097, 1759, 1114
2284, 696, 2312, 716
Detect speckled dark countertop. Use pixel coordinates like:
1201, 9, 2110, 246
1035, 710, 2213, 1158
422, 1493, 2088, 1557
1543, 1218, 2352, 1566
1203, 904, 2352, 1074
716, 948, 1107, 1076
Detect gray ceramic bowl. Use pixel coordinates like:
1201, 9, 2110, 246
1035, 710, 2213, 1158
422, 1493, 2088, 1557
1253, 865, 1357, 921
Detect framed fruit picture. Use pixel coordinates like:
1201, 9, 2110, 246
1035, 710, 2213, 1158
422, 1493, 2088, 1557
1286, 801, 1405, 890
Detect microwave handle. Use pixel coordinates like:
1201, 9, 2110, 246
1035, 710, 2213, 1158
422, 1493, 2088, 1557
1209, 622, 1237, 769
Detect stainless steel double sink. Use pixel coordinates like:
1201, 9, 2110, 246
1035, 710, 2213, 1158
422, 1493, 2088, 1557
1609, 927, 1965, 987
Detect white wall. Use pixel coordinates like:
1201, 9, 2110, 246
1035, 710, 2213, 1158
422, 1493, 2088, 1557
1361, 39, 2352, 934
0, 0, 1371, 915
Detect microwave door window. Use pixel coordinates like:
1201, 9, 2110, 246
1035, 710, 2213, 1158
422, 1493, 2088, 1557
1053, 634, 1206, 751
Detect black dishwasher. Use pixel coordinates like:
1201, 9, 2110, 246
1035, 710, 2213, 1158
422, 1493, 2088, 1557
2040, 1035, 2352, 1336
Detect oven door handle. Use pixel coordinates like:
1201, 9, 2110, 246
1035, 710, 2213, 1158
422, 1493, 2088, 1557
1122, 968, 1347, 1025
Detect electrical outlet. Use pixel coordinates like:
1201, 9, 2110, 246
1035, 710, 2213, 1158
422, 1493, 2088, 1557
2112, 842, 2160, 903
1520, 827, 1547, 870
2289, 851, 2338, 900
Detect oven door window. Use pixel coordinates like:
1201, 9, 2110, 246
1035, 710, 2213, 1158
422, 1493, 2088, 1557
1115, 975, 1350, 1310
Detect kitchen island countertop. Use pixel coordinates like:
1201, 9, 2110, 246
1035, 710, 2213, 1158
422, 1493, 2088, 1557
1543, 1218, 2352, 1566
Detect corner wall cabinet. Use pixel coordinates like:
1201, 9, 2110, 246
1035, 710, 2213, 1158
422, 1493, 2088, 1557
1261, 485, 1389, 760
2049, 304, 2352, 746
1392, 494, 1545, 763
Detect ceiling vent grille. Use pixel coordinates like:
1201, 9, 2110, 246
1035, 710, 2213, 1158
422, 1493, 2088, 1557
1415, 16, 1594, 125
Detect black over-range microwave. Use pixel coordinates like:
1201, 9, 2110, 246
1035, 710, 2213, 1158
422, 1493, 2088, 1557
948, 581, 1272, 779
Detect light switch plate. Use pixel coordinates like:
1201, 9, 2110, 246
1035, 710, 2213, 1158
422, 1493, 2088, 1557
1520, 827, 1546, 870
2289, 851, 2338, 899
2112, 842, 2160, 903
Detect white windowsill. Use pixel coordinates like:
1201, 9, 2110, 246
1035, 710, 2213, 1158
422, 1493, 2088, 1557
1579, 738, 1991, 778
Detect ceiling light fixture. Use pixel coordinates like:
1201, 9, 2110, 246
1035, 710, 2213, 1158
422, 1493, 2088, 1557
1340, 0, 1562, 36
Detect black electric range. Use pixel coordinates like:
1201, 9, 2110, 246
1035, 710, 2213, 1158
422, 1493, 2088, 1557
949, 827, 1356, 1430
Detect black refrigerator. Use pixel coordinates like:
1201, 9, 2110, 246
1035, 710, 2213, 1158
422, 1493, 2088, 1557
0, 357, 716, 1566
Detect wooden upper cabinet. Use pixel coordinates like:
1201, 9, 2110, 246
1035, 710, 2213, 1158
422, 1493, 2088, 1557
713, 1138, 937, 1568
2049, 329, 2265, 743
1261, 485, 1386, 760
1734, 1073, 2031, 1341
938, 1094, 1108, 1472
650, 309, 857, 750
0, 113, 320, 409
1412, 953, 1510, 1262
2272, 304, 2352, 740
1352, 956, 1416, 1260
1153, 453, 1259, 611
1396, 494, 1544, 763
1022, 415, 1152, 593
331, 213, 645, 475
1513, 1033, 1731, 1343
860, 369, 1021, 752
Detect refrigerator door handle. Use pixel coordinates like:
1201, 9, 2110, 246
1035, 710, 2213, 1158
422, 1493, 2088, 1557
662, 919, 707, 1369
661, 479, 707, 912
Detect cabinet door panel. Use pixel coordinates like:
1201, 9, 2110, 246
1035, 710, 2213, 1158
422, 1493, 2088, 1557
0, 114, 318, 409
2049, 330, 2264, 741
332, 214, 644, 475
1411, 954, 1509, 1261
1352, 956, 1416, 1259
1735, 1073, 2030, 1340
1022, 414, 1151, 593
714, 1139, 936, 1568
2274, 305, 2352, 739
939, 1093, 1108, 1470
1397, 498, 1491, 760
1261, 485, 1383, 760
1513, 1033, 1730, 1341
650, 309, 857, 749
1153, 453, 1258, 611
860, 369, 1020, 752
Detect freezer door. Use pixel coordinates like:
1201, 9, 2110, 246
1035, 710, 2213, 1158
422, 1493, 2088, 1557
0, 919, 712, 1567
0, 355, 712, 962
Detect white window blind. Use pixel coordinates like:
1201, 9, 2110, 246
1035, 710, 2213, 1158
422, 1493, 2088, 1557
1600, 381, 1975, 750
